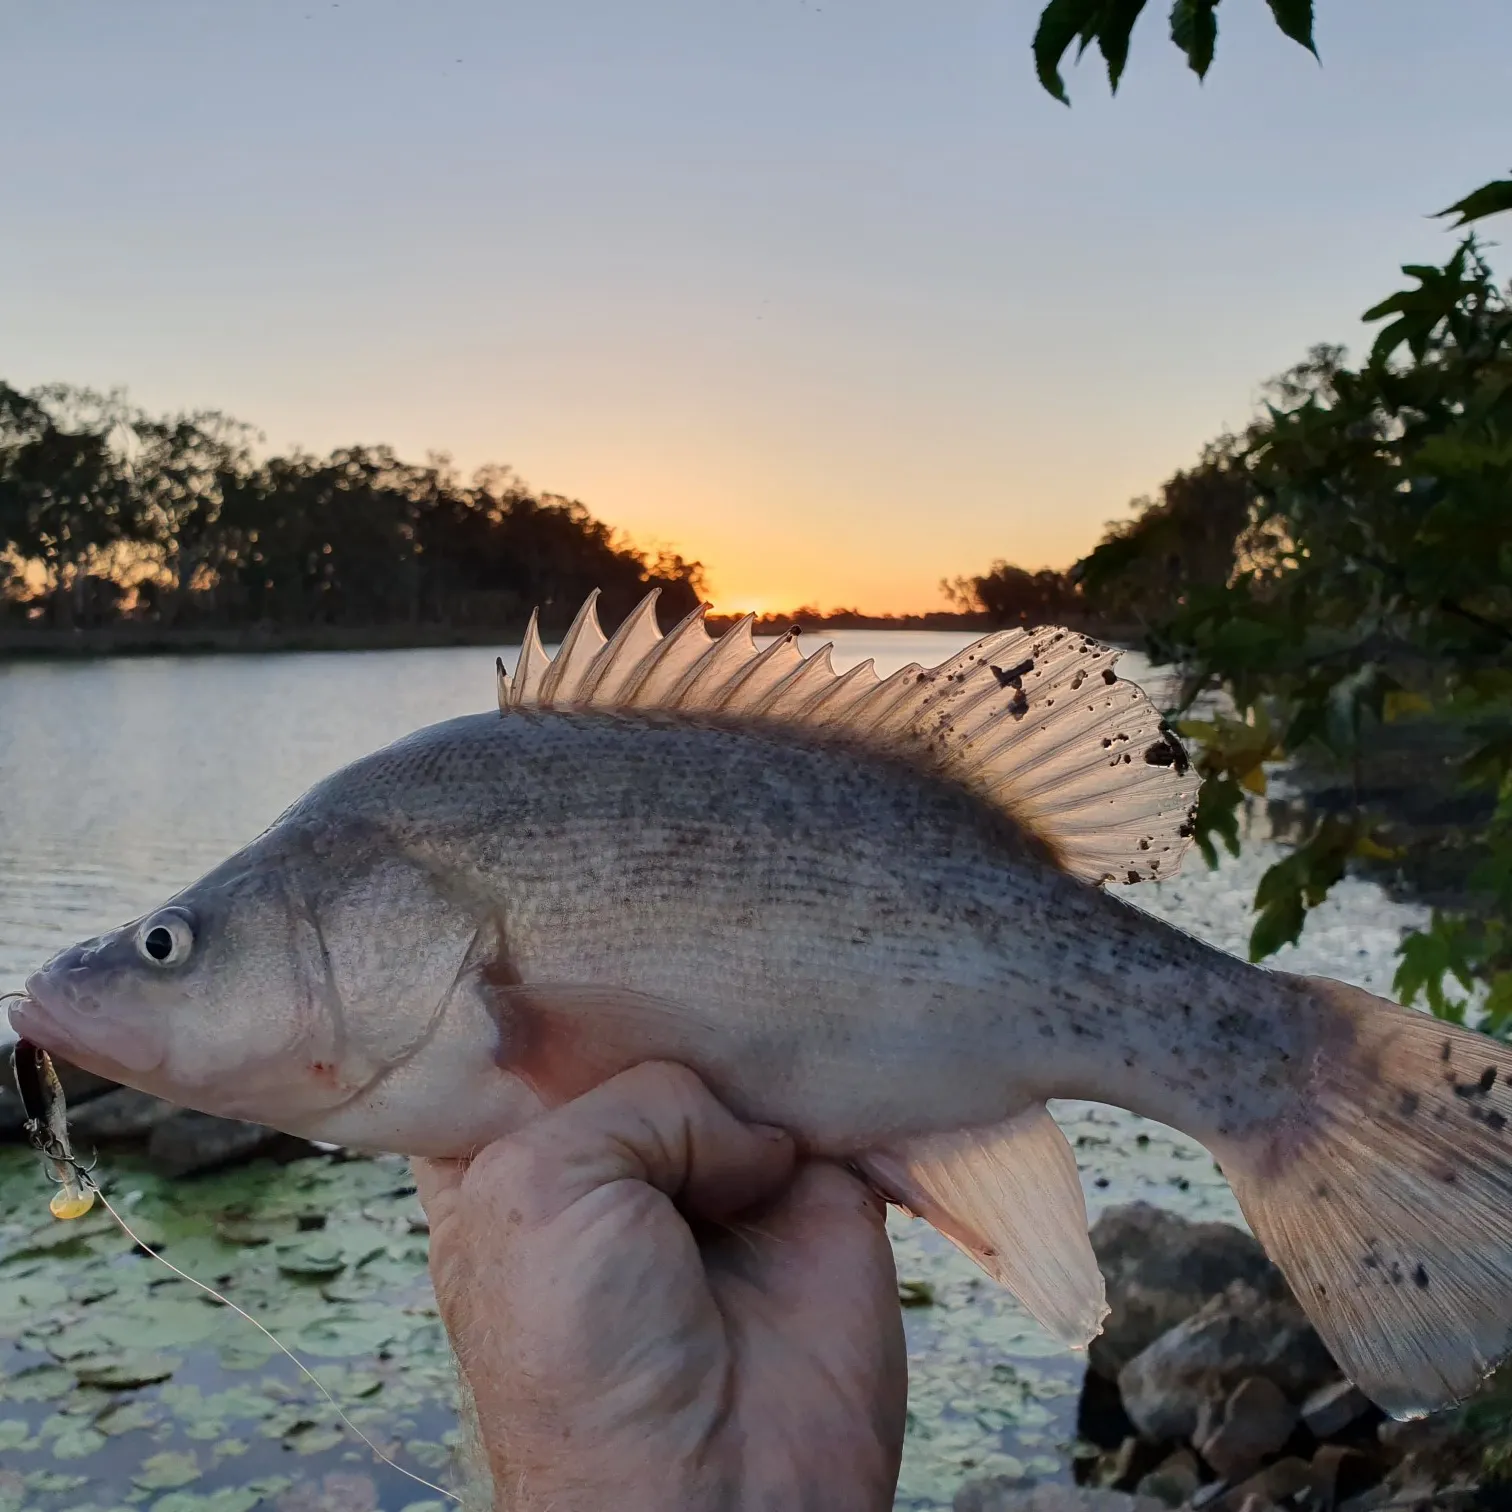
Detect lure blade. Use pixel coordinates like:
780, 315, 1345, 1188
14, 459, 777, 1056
10, 1035, 96, 1220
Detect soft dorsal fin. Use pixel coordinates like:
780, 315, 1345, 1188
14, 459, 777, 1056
497, 590, 1199, 885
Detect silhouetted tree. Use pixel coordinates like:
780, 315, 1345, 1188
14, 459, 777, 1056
0, 383, 705, 638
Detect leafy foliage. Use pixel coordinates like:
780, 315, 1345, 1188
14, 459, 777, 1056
1033, 0, 1316, 103
1120, 209, 1512, 1030
1073, 442, 1253, 627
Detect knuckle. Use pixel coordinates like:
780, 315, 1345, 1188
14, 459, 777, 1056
624, 1059, 709, 1109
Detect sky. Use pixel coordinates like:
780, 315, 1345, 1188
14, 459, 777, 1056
1, 2, 1508, 614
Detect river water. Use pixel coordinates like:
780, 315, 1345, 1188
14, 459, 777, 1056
0, 634, 1431, 1511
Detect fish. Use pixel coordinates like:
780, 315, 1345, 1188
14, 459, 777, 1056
12, 586, 1512, 1422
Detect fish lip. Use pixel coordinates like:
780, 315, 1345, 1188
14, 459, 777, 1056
15, 970, 166, 1078
8, 990, 90, 1065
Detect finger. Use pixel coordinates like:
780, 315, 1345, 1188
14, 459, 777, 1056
411, 1155, 466, 1215
735, 1161, 892, 1279
464, 1061, 796, 1226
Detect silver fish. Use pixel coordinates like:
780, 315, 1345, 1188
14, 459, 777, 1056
13, 589, 1512, 1420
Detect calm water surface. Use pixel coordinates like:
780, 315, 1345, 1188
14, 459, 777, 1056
0, 635, 1430, 1510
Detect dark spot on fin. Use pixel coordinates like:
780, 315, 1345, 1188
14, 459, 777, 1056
989, 658, 1035, 690
1143, 729, 1190, 775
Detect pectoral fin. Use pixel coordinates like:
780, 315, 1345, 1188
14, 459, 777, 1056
483, 980, 727, 1108
858, 1104, 1107, 1349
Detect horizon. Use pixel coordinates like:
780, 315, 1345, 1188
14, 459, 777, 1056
3, 1, 1509, 614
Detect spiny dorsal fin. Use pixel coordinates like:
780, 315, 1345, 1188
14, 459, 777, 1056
500, 591, 1199, 885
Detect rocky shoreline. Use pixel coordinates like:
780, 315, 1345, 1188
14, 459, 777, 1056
956, 1202, 1505, 1512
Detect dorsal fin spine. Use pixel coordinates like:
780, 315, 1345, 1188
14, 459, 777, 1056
539, 590, 607, 705
512, 611, 550, 706
579, 589, 664, 705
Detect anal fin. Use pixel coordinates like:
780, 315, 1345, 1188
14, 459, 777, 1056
858, 1105, 1107, 1349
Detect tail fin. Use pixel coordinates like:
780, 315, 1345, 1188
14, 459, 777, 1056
1219, 977, 1512, 1420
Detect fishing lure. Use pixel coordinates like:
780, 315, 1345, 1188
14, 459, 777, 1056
9, 1031, 97, 1220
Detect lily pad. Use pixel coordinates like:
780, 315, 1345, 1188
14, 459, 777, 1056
95, 1398, 160, 1436
0, 1418, 31, 1451
133, 1451, 202, 1490
150, 1492, 261, 1512
274, 1238, 346, 1278
25, 1469, 91, 1494
52, 1423, 107, 1459
0, 1363, 74, 1401
73, 1350, 180, 1389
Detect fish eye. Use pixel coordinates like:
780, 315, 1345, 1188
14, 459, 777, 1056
136, 912, 195, 968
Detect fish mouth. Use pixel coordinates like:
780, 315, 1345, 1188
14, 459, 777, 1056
15, 970, 166, 1080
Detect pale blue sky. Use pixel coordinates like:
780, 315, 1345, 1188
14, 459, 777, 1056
2, 1, 1507, 611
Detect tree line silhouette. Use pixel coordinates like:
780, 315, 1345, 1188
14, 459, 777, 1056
0, 382, 705, 637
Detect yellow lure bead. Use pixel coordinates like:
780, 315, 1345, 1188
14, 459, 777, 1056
50, 1188, 96, 1221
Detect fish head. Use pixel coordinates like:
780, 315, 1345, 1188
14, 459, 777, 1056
11, 823, 539, 1156
14, 844, 334, 1126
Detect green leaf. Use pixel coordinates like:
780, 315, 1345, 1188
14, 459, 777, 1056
0, 1419, 31, 1452
1249, 880, 1306, 960
1482, 972, 1512, 1039
1434, 175, 1512, 230
1094, 0, 1151, 92
1264, 0, 1316, 55
1192, 772, 1243, 866
1169, 0, 1219, 78
1033, 0, 1105, 103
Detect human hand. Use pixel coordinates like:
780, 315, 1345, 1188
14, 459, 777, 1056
413, 1062, 906, 1512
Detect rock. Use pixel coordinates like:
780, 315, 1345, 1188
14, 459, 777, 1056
953, 1483, 1165, 1512
67, 1087, 181, 1141
1117, 1281, 1336, 1444
1309, 1445, 1383, 1510
1197, 1377, 1298, 1481
1135, 1449, 1203, 1507
1089, 1203, 1287, 1380
1079, 1358, 1139, 1449
145, 1111, 302, 1177
1300, 1381, 1372, 1441
1091, 1437, 1145, 1490
1215, 1456, 1315, 1512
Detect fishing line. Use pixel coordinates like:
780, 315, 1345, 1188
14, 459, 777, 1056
90, 1187, 462, 1505
2, 1022, 462, 1505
